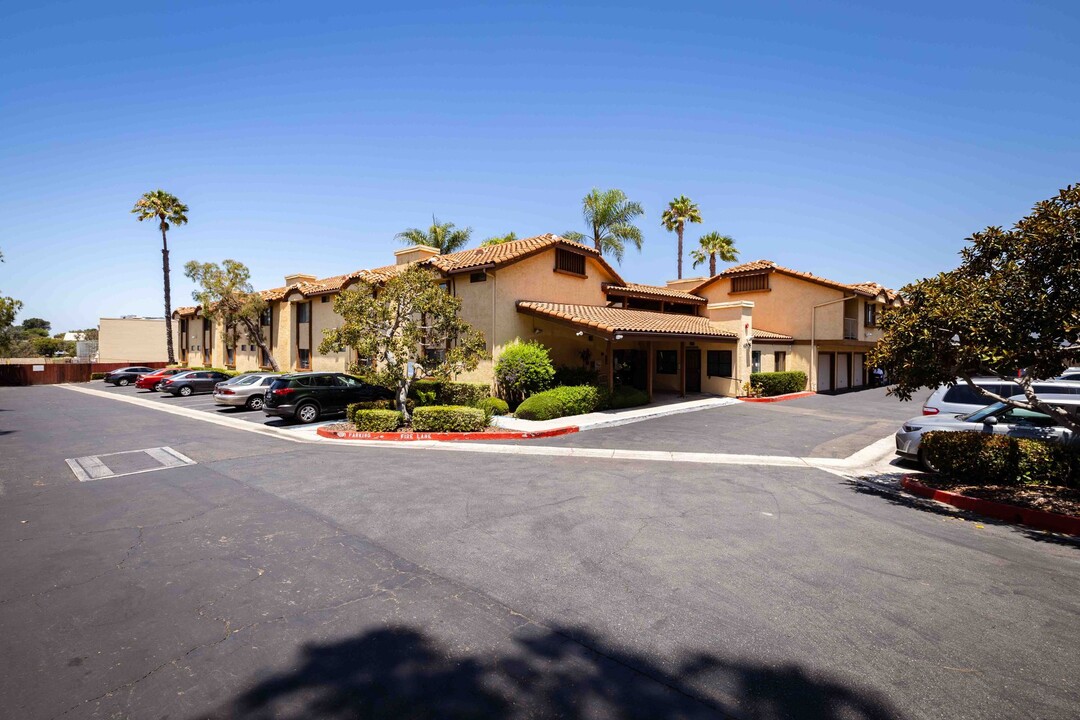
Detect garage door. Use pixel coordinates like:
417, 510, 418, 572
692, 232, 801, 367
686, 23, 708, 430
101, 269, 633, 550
853, 353, 865, 386
836, 353, 849, 390
817, 353, 832, 391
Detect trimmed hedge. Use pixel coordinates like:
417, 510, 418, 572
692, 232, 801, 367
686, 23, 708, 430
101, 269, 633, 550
515, 385, 599, 421
921, 431, 1078, 488
190, 366, 243, 377
411, 405, 488, 433
346, 399, 415, 423
352, 409, 403, 432
91, 372, 108, 380
478, 397, 509, 421
408, 380, 490, 407
599, 385, 650, 410
554, 365, 600, 387
750, 371, 807, 397
494, 340, 555, 404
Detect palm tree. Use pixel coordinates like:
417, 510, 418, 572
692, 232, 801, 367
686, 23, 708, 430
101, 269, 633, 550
690, 232, 739, 277
132, 190, 188, 364
481, 232, 518, 246
562, 188, 644, 263
661, 195, 703, 280
396, 216, 472, 255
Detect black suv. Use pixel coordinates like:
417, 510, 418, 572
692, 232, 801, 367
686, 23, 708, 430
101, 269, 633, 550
103, 366, 156, 386
263, 372, 394, 423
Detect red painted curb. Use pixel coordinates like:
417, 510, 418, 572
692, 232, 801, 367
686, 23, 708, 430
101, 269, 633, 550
900, 476, 1080, 536
739, 391, 816, 403
316, 425, 579, 442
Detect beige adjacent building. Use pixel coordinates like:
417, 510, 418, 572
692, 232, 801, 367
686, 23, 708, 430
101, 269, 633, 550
97, 317, 179, 363
170, 234, 900, 398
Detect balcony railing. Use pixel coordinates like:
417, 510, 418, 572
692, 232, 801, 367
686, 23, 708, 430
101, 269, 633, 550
843, 317, 858, 340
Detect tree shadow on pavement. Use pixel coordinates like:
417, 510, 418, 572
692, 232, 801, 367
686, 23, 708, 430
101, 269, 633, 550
202, 624, 905, 720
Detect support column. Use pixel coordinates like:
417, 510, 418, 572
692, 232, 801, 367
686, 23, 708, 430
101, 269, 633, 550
607, 340, 615, 392
646, 341, 654, 403
679, 341, 686, 398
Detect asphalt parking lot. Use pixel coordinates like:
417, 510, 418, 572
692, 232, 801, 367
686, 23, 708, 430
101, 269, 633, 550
95, 379, 313, 428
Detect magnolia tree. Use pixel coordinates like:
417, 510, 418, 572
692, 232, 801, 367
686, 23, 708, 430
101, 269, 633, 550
319, 265, 486, 421
183, 259, 279, 371
869, 183, 1080, 432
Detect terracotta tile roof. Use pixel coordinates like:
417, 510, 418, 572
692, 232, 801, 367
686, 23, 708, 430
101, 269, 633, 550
848, 282, 902, 303
692, 259, 899, 300
752, 327, 793, 341
516, 302, 738, 340
429, 233, 624, 282
260, 285, 293, 301
295, 274, 350, 296
602, 282, 706, 304
174, 306, 199, 318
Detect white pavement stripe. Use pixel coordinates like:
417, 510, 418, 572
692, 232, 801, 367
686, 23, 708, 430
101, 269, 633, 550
75, 454, 113, 479
145, 447, 190, 468
64, 458, 91, 482
157, 446, 197, 465
56, 383, 898, 471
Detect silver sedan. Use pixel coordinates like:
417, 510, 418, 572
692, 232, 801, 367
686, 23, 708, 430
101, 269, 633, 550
213, 374, 280, 410
895, 394, 1080, 469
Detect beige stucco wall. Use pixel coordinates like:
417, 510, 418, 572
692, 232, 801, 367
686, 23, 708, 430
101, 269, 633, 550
98, 318, 180, 363
311, 296, 348, 372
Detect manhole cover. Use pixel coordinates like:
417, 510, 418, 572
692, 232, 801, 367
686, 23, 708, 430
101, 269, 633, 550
65, 447, 196, 482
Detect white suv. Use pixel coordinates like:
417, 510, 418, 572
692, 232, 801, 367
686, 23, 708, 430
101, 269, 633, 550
921, 377, 1080, 416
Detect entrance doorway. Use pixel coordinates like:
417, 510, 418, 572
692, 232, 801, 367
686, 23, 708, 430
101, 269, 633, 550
685, 347, 702, 393
613, 349, 647, 390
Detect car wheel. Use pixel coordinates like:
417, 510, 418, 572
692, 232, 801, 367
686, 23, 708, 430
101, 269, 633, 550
246, 395, 264, 411
295, 402, 320, 424
154, 382, 163, 392
117, 378, 130, 386
178, 385, 194, 397
918, 447, 938, 473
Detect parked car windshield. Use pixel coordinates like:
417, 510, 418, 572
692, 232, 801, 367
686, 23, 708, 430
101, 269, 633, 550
961, 403, 1007, 423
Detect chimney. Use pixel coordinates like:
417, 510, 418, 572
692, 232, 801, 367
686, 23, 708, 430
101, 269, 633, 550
393, 245, 441, 265
284, 273, 317, 286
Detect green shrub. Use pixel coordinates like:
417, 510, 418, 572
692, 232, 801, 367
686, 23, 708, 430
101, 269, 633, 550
554, 365, 600, 387
921, 431, 1078, 488
495, 339, 555, 404
515, 385, 599, 421
90, 372, 108, 380
411, 405, 488, 433
408, 380, 489, 407
346, 399, 415, 422
597, 385, 650, 410
478, 397, 510, 422
191, 366, 243, 377
352, 409, 403, 432
750, 371, 807, 397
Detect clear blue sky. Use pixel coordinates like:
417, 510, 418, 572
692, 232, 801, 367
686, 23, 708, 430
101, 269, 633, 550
2, 1, 1078, 332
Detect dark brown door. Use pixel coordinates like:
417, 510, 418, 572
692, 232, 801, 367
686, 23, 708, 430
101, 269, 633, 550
686, 348, 702, 393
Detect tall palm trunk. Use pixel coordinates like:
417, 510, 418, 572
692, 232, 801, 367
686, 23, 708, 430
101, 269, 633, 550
677, 225, 684, 279
710, 253, 717, 276
161, 225, 175, 364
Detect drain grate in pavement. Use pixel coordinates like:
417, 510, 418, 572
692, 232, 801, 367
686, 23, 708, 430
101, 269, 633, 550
65, 447, 196, 482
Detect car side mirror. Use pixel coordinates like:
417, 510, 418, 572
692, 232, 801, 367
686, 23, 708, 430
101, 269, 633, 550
983, 415, 999, 426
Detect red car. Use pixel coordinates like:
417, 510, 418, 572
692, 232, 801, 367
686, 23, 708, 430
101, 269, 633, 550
135, 368, 190, 392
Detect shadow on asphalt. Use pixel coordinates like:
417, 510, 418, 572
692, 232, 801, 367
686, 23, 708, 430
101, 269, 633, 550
201, 625, 904, 720
848, 479, 1080, 549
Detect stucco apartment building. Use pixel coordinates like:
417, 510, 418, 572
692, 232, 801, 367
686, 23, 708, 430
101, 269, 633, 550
172, 234, 899, 397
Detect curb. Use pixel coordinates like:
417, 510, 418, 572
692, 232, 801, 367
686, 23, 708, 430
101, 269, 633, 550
739, 391, 816, 403
900, 476, 1080, 536
316, 425, 580, 442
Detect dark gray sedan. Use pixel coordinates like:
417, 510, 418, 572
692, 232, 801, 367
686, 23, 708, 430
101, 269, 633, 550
160, 370, 232, 397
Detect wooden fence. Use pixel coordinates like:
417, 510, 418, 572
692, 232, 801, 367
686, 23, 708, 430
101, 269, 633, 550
0, 362, 169, 387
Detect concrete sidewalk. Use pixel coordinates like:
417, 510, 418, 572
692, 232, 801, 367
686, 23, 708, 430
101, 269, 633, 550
491, 395, 740, 432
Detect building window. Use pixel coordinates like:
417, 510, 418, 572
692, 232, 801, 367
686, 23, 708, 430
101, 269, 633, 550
470, 271, 487, 283
774, 351, 787, 372
731, 273, 769, 293
296, 302, 311, 323
864, 303, 878, 327
260, 308, 272, 326
298, 348, 311, 369
752, 351, 762, 373
321, 295, 330, 303
555, 248, 586, 276
656, 350, 678, 375
707, 350, 733, 377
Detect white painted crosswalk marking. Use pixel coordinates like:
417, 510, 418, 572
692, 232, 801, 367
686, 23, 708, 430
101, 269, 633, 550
64, 447, 197, 482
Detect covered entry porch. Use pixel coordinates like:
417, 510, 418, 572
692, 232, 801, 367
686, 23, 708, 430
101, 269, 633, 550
515, 302, 745, 400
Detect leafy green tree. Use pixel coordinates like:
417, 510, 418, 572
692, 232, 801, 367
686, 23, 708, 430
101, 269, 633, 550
661, 196, 703, 280
690, 232, 739, 277
396, 216, 472, 255
563, 188, 645, 263
184, 259, 280, 371
132, 190, 188, 364
481, 232, 518, 246
21, 317, 50, 332
319, 265, 486, 421
0, 246, 21, 354
869, 183, 1080, 432
31, 336, 74, 357
493, 339, 555, 405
